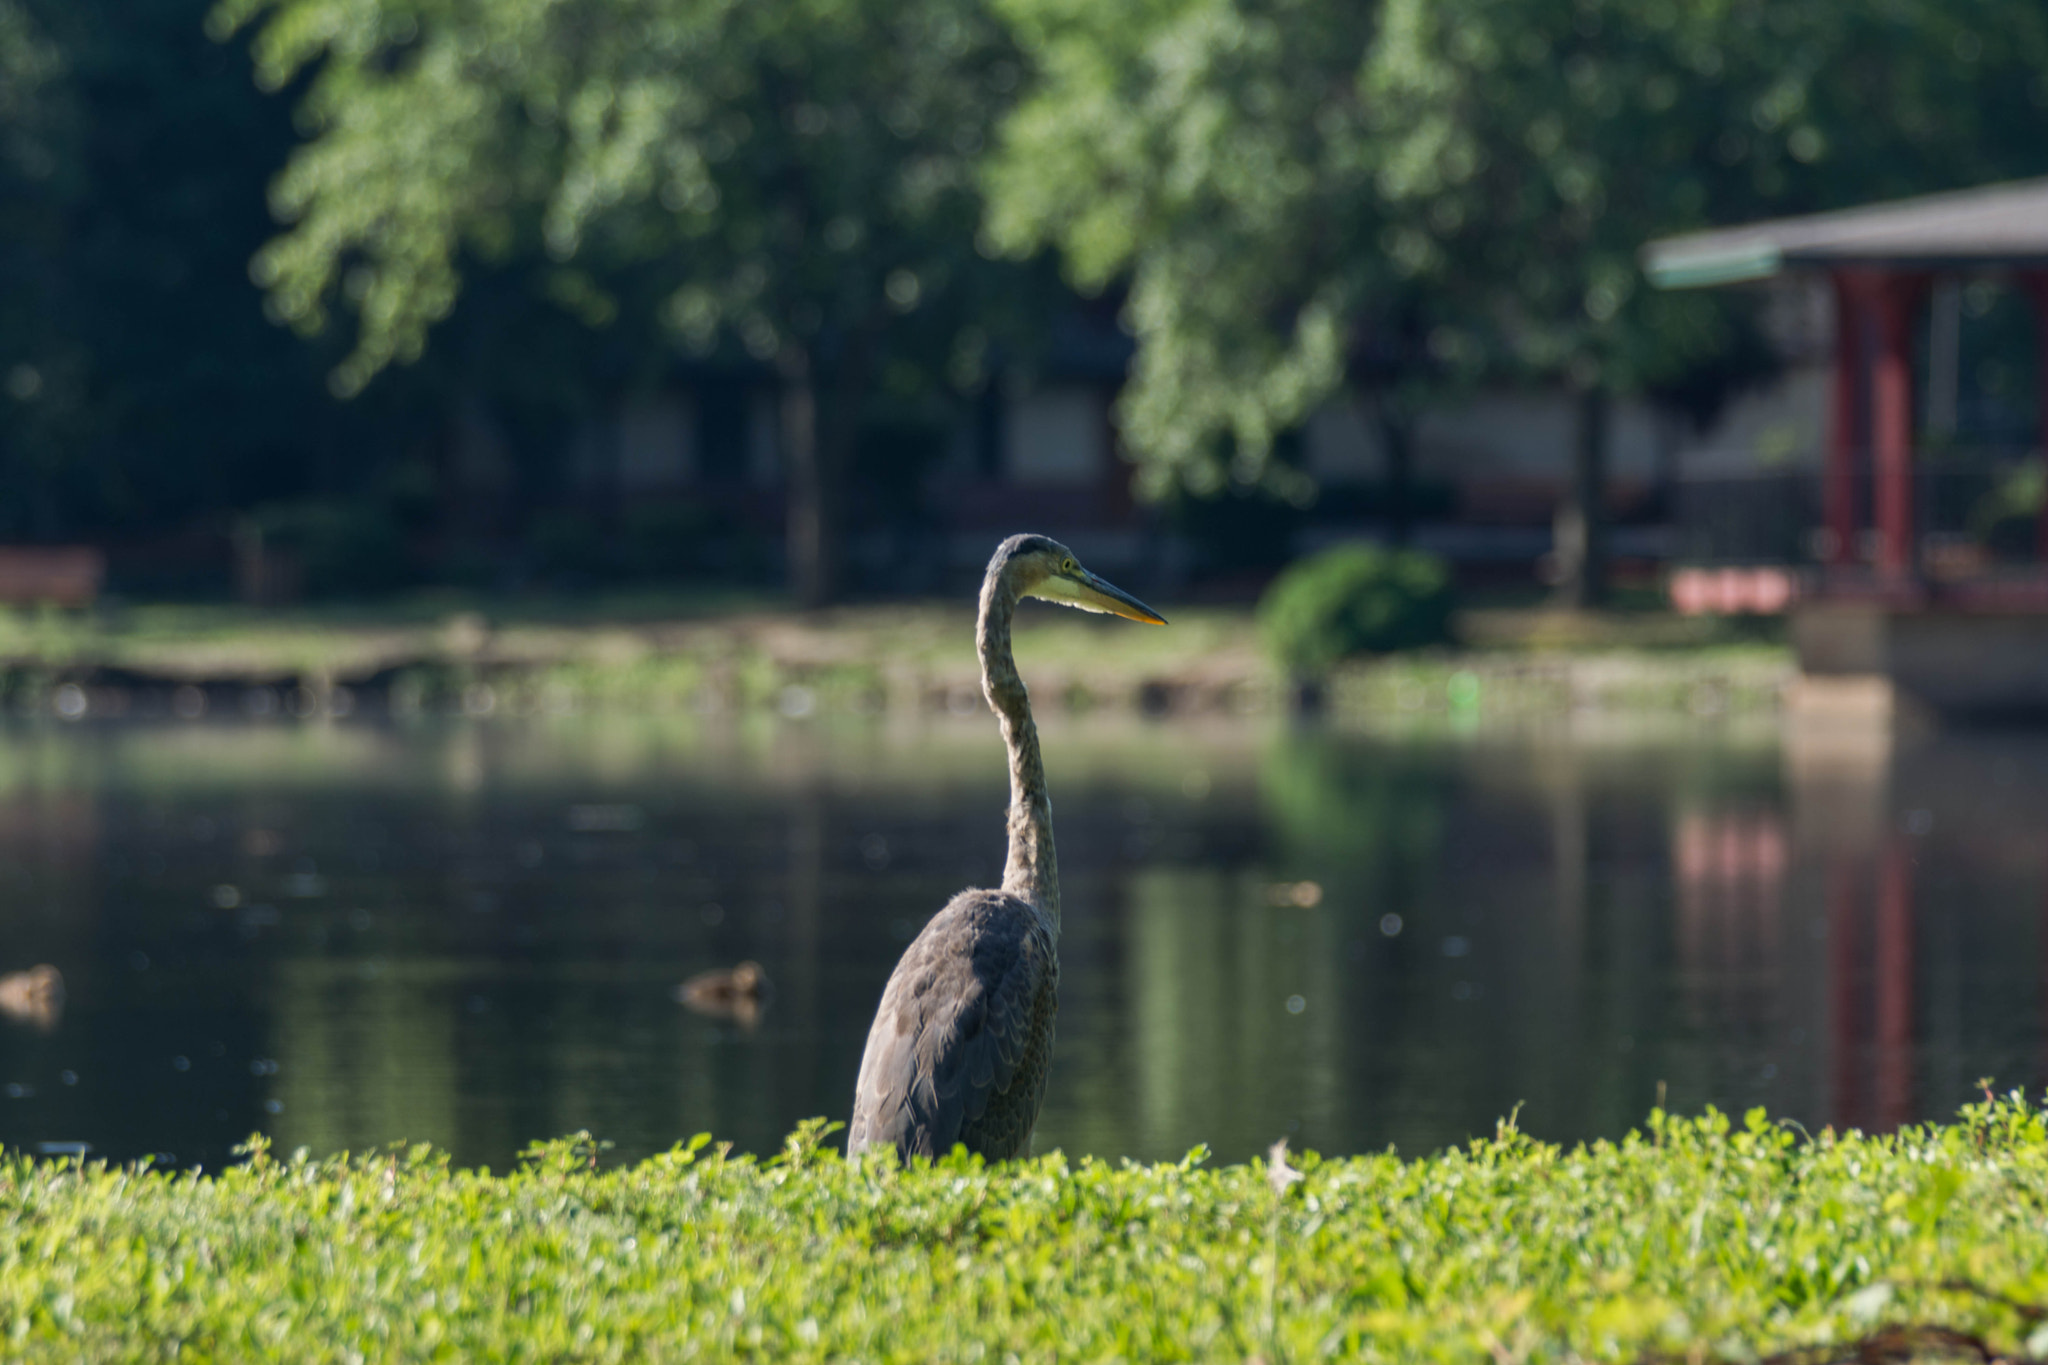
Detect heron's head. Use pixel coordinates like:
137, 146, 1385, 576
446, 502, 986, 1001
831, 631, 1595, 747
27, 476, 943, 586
997, 534, 1167, 625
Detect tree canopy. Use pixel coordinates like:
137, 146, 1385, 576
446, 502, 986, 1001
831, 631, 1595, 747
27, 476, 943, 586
0, 0, 423, 545
214, 0, 1040, 602
988, 0, 2048, 498
0, 0, 82, 526
6, 0, 2048, 591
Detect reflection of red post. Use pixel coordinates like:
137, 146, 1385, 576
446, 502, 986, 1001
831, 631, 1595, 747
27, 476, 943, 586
2019, 272, 2048, 560
1868, 275, 1925, 582
1873, 839, 1915, 1130
1826, 272, 1865, 569
1828, 859, 1863, 1131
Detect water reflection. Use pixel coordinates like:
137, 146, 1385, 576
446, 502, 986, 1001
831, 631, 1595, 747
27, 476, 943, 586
0, 715, 2042, 1169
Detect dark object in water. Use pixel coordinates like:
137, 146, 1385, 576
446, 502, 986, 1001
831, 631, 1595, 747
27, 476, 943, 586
0, 964, 64, 1031
675, 961, 771, 1026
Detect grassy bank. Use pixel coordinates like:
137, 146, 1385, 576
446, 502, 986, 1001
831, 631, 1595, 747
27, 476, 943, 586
5, 1098, 2048, 1362
0, 596, 1790, 719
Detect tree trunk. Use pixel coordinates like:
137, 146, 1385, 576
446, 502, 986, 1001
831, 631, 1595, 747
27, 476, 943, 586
1552, 384, 1609, 609
781, 345, 833, 608
781, 334, 874, 608
1376, 397, 1415, 547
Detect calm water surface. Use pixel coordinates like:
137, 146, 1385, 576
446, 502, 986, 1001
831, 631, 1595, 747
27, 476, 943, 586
0, 713, 2043, 1169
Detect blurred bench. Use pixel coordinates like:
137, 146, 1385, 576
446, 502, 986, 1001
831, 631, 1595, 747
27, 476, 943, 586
0, 547, 106, 607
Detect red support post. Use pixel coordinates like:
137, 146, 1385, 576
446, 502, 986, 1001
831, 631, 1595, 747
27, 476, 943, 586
1827, 859, 1863, 1131
1868, 274, 1926, 582
1873, 838, 1915, 1131
1826, 272, 1864, 569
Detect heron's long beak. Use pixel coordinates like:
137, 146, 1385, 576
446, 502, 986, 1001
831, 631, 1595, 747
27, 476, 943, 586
1068, 571, 1168, 625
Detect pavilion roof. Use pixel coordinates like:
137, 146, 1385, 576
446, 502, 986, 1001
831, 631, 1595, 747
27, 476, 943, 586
1643, 177, 2048, 289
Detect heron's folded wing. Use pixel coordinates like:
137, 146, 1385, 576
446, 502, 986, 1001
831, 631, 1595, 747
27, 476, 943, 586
850, 896, 1049, 1160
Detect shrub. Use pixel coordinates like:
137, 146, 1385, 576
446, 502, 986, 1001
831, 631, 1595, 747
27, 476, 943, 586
2, 1101, 2048, 1362
620, 501, 716, 578
528, 508, 614, 583
245, 497, 412, 598
1258, 543, 1454, 676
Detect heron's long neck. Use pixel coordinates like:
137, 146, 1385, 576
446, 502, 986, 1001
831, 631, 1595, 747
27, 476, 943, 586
978, 571, 1059, 926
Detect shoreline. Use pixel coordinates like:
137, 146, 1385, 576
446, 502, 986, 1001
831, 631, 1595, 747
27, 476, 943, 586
0, 600, 1793, 720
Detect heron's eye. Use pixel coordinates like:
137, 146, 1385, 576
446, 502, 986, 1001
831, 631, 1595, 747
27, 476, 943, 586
1063, 558, 1077, 573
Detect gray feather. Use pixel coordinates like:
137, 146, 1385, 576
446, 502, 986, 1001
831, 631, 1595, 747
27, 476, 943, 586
847, 888, 1058, 1162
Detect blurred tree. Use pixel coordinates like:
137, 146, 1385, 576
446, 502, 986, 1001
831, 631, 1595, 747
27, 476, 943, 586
0, 0, 83, 533
0, 0, 423, 555
1351, 0, 2048, 603
215, 0, 1038, 606
987, 0, 1376, 509
990, 0, 2048, 604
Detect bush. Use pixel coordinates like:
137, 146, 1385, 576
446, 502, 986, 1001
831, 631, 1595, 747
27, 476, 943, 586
245, 498, 412, 599
620, 501, 716, 578
1258, 543, 1454, 675
528, 508, 614, 583
3, 1101, 2048, 1362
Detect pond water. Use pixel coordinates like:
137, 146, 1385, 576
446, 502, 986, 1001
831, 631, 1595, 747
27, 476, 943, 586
0, 712, 2043, 1171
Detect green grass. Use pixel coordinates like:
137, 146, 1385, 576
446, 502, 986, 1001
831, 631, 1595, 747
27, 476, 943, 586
8, 1098, 2048, 1362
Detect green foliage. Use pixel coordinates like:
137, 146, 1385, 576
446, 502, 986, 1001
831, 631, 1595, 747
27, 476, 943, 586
526, 504, 774, 585
526, 508, 614, 583
1969, 459, 2047, 556
1259, 543, 1454, 674
4, 1100, 2048, 1360
989, 0, 2048, 495
0, 0, 83, 505
211, 0, 1056, 602
210, 0, 1033, 399
0, 0, 435, 545
247, 497, 413, 598
987, 0, 1374, 501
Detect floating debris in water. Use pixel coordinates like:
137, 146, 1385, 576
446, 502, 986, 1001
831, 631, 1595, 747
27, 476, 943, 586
0, 964, 63, 1031
1267, 881, 1322, 908
568, 804, 643, 833
676, 961, 772, 1029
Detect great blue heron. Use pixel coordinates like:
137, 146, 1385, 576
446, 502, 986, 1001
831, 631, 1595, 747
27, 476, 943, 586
847, 535, 1166, 1161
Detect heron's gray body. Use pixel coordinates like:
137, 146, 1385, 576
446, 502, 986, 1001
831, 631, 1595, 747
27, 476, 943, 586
847, 535, 1160, 1164
845, 889, 1058, 1160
